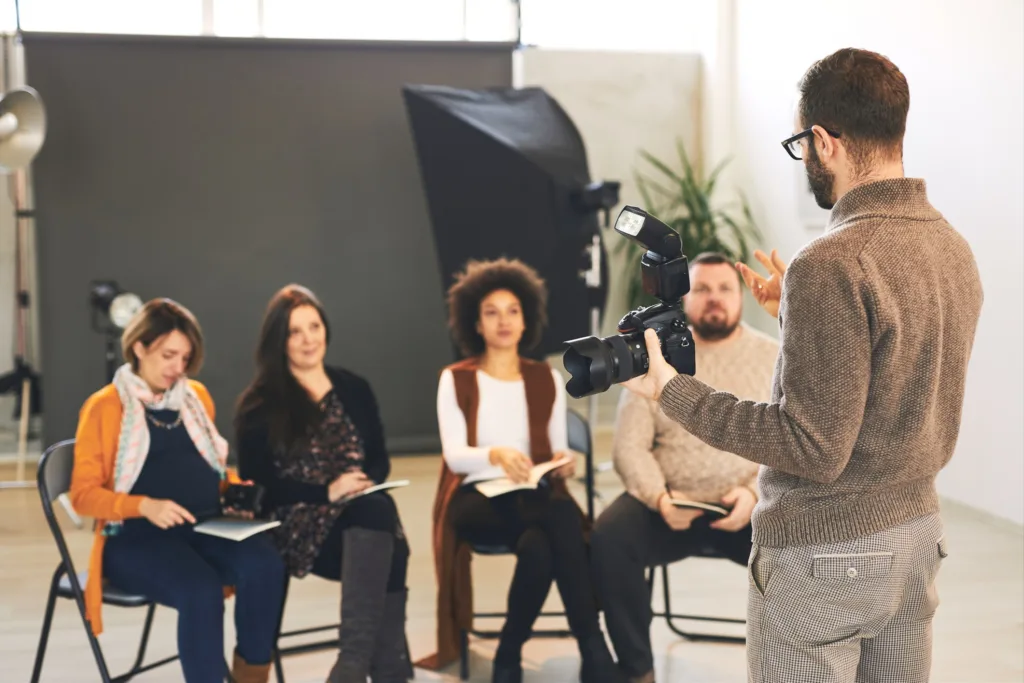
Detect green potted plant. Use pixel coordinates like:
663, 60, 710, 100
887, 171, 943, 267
611, 139, 762, 312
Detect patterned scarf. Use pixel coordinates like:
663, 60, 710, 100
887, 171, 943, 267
105, 364, 228, 532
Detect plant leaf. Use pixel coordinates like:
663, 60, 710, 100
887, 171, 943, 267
704, 156, 731, 198
622, 138, 765, 314
638, 149, 683, 185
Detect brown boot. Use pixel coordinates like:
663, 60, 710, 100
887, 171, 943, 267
232, 650, 272, 683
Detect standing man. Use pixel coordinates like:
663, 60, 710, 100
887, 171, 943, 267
623, 48, 983, 683
591, 252, 779, 683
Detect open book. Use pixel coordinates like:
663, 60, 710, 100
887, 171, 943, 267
193, 517, 282, 542
668, 498, 730, 518
474, 456, 573, 499
338, 479, 411, 504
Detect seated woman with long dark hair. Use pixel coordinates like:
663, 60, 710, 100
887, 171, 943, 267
420, 258, 622, 683
235, 284, 410, 683
69, 298, 285, 683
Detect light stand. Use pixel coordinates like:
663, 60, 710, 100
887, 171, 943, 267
574, 180, 620, 522
0, 30, 46, 492
89, 281, 143, 383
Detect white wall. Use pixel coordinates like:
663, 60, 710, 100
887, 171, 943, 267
515, 47, 703, 421
730, 0, 1024, 524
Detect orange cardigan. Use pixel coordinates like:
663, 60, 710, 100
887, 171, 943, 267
69, 381, 239, 635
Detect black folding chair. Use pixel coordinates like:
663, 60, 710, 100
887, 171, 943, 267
274, 573, 417, 679
647, 547, 746, 644
458, 408, 594, 680
30, 439, 180, 683
272, 559, 414, 682
567, 407, 597, 524
581, 421, 747, 645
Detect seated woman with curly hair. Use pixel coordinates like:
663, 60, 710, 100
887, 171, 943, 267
419, 258, 622, 683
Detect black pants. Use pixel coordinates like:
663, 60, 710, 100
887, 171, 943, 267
311, 492, 409, 593
590, 493, 752, 678
449, 485, 602, 664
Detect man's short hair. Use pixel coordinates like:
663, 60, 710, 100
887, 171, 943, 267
691, 252, 732, 267
798, 48, 910, 164
690, 251, 741, 286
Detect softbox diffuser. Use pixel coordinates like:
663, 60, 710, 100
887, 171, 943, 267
402, 84, 609, 359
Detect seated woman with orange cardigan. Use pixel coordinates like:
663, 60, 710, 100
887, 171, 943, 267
69, 299, 285, 683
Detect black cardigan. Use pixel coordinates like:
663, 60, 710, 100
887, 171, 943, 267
236, 366, 390, 508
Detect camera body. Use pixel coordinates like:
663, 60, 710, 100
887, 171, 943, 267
562, 206, 696, 398
222, 483, 266, 518
615, 302, 695, 378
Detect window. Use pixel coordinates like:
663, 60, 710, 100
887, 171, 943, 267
213, 0, 262, 37
519, 0, 702, 53
261, 0, 515, 42
15, 0, 202, 35
7, 0, 517, 41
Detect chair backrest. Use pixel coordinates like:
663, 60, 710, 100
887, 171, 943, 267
36, 438, 93, 616
37, 439, 76, 504
567, 408, 591, 458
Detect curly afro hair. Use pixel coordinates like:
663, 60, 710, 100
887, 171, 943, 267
446, 257, 548, 358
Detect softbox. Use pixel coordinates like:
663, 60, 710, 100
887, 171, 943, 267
402, 84, 610, 360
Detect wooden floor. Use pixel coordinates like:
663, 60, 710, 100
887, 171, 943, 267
1, 445, 1022, 683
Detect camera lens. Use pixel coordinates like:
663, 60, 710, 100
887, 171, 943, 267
562, 333, 641, 398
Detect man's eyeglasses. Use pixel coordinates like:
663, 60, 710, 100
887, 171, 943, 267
781, 127, 841, 160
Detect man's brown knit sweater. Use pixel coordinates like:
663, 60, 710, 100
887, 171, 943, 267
659, 178, 984, 547
613, 323, 779, 510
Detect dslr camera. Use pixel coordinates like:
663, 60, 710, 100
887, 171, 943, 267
562, 206, 696, 398
222, 483, 267, 518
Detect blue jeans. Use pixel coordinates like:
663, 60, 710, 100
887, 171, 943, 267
104, 526, 285, 683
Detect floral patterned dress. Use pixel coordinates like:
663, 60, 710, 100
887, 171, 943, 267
270, 390, 367, 577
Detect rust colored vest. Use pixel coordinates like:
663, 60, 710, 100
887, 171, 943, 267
415, 356, 572, 670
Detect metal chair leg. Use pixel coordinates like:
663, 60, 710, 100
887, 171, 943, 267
29, 566, 62, 683
657, 564, 745, 644
60, 565, 114, 683
272, 573, 290, 683
459, 628, 469, 680
124, 603, 157, 674
273, 649, 286, 683
84, 616, 115, 683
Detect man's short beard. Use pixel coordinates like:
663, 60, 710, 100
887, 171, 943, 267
692, 316, 739, 342
805, 143, 836, 210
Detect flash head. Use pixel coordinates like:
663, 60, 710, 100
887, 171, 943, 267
614, 206, 682, 261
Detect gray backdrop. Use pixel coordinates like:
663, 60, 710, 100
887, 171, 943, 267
23, 32, 513, 454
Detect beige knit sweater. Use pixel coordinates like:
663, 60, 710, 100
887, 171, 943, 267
659, 178, 984, 547
613, 323, 780, 510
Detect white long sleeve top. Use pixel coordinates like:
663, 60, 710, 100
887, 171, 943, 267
437, 366, 568, 484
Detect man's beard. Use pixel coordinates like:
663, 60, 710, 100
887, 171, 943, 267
805, 144, 836, 209
692, 310, 739, 342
